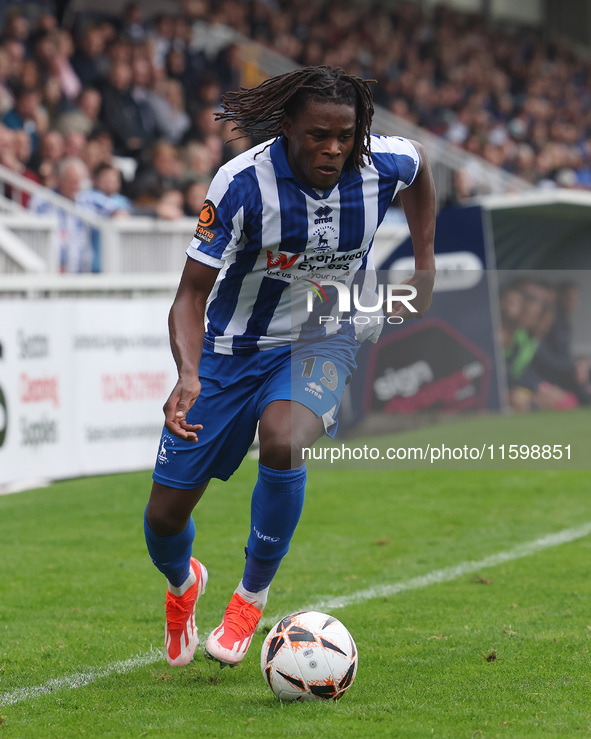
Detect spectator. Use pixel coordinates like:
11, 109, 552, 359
0, 127, 41, 206
182, 103, 222, 150
63, 130, 86, 159
183, 141, 213, 180
49, 29, 82, 102
98, 60, 145, 157
182, 178, 208, 217
501, 280, 581, 412
129, 55, 159, 146
149, 78, 190, 145
77, 161, 131, 217
55, 87, 102, 137
130, 139, 182, 202
2, 86, 44, 154
82, 135, 110, 175
71, 26, 107, 88
532, 282, 591, 405
30, 128, 64, 185
0, 14, 30, 46
0, 48, 14, 115
149, 15, 176, 72
2, 39, 26, 90
121, 3, 148, 44
29, 156, 96, 273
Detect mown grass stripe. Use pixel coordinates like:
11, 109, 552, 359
3, 521, 591, 708
0, 649, 164, 708
263, 521, 591, 622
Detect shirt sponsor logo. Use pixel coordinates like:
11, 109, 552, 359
194, 199, 217, 244
266, 251, 301, 270
265, 243, 370, 280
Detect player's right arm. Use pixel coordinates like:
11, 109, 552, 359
164, 258, 220, 442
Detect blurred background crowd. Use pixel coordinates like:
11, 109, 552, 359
2, 0, 591, 230
500, 278, 591, 412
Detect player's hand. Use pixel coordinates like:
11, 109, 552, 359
163, 377, 203, 442
388, 270, 435, 320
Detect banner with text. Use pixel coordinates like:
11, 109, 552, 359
0, 298, 174, 490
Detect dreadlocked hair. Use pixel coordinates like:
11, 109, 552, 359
216, 66, 375, 170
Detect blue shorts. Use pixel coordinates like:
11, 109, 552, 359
152, 335, 359, 489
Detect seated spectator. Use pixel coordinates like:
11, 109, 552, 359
0, 48, 15, 116
0, 127, 41, 206
29, 156, 96, 273
71, 26, 107, 88
120, 3, 148, 44
156, 187, 184, 219
63, 130, 86, 159
532, 282, 591, 405
2, 39, 26, 90
30, 128, 64, 186
182, 103, 221, 146
182, 178, 208, 218
82, 133, 110, 176
1, 13, 30, 45
55, 87, 102, 137
502, 280, 580, 412
219, 119, 252, 164
2, 85, 45, 154
129, 139, 182, 202
49, 29, 82, 103
129, 55, 159, 147
183, 140, 213, 180
77, 162, 132, 217
98, 60, 146, 157
149, 78, 191, 145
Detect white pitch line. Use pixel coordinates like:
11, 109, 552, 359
3, 521, 591, 708
0, 648, 164, 708
261, 520, 591, 625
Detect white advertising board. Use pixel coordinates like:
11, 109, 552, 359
0, 298, 176, 490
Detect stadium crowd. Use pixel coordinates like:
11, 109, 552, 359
1, 0, 591, 269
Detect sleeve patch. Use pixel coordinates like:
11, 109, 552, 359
194, 199, 218, 244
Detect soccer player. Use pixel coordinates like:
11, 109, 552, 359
144, 66, 436, 668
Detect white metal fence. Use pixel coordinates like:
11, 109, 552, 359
0, 163, 411, 276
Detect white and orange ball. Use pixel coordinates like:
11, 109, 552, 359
261, 611, 358, 702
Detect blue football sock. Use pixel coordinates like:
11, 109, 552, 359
144, 508, 195, 588
243, 462, 307, 593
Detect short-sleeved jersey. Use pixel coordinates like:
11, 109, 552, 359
188, 134, 420, 355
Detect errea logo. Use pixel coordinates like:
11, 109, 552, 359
314, 205, 333, 224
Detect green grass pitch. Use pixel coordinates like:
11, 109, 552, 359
1, 410, 591, 738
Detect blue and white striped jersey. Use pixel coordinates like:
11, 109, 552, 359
187, 134, 420, 355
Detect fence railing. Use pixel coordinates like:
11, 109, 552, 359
0, 163, 411, 275
0, 164, 201, 275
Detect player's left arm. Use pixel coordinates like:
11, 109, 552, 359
394, 139, 437, 318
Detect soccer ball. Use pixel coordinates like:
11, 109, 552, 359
261, 611, 358, 702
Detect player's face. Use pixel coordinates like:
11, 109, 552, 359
282, 100, 357, 190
